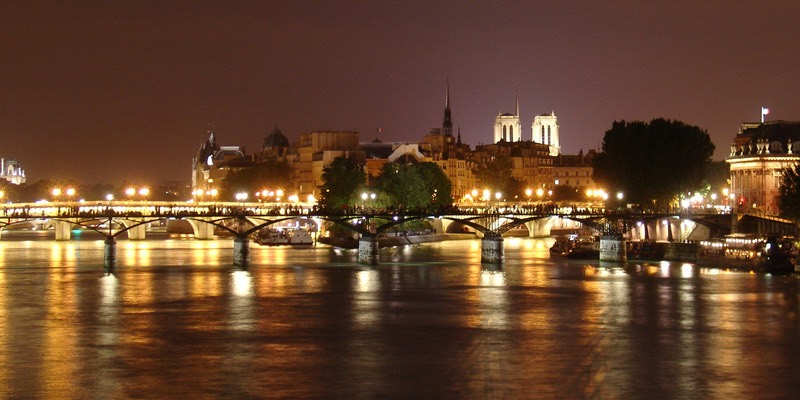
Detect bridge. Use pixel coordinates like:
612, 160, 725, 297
1, 201, 796, 270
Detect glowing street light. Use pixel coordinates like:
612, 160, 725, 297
125, 187, 136, 197
761, 106, 769, 123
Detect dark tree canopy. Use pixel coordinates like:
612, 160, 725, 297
318, 157, 366, 210
472, 154, 524, 199
592, 118, 715, 209
220, 159, 292, 201
377, 162, 452, 210
778, 164, 800, 221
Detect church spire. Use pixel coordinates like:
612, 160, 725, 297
515, 85, 519, 116
442, 79, 453, 136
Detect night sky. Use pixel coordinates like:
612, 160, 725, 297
2, 1, 799, 184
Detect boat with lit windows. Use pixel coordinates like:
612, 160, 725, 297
699, 234, 797, 274
255, 228, 313, 246
549, 235, 600, 259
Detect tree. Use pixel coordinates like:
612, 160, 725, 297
221, 159, 293, 200
377, 162, 453, 210
592, 118, 715, 210
778, 164, 800, 220
472, 154, 524, 199
319, 157, 365, 210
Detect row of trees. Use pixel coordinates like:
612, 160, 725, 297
318, 158, 453, 212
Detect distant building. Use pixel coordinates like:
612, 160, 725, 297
553, 150, 596, 189
532, 112, 560, 156
0, 158, 25, 185
727, 120, 800, 215
292, 130, 364, 199
421, 82, 476, 200
191, 131, 251, 198
473, 140, 553, 191
492, 91, 561, 156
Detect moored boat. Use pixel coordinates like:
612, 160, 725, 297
255, 228, 313, 246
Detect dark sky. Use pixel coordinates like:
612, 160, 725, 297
2, 1, 799, 184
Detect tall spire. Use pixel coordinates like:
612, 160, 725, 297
442, 78, 453, 136
515, 85, 519, 116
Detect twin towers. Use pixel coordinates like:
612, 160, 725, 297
492, 91, 561, 156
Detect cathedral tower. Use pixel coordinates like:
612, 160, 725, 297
532, 112, 560, 156
493, 90, 522, 143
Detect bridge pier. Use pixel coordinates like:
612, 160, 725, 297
104, 236, 117, 273
54, 220, 72, 241
481, 236, 504, 264
233, 236, 250, 268
358, 235, 379, 265
599, 235, 627, 263
188, 219, 216, 240
127, 224, 147, 240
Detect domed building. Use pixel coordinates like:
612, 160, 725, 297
727, 120, 800, 215
255, 126, 291, 162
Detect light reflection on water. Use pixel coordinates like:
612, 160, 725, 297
0, 237, 797, 398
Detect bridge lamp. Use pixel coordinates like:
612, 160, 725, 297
276, 189, 285, 198
125, 187, 136, 197
52, 188, 62, 197
471, 189, 479, 198
494, 192, 502, 200
370, 193, 376, 200
681, 199, 691, 209
482, 189, 490, 201
235, 192, 248, 201
138, 188, 150, 197
536, 188, 544, 197
710, 193, 717, 201
288, 194, 299, 203
616, 192, 624, 201
106, 194, 114, 201
361, 192, 368, 201
65, 187, 76, 197
525, 188, 533, 197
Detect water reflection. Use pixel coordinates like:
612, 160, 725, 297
0, 238, 796, 398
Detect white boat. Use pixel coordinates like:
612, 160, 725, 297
255, 228, 313, 246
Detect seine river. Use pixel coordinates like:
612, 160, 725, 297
1, 233, 798, 399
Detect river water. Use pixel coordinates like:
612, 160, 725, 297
0, 234, 798, 399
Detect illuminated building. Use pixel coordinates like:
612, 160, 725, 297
532, 112, 560, 156
421, 82, 476, 199
0, 158, 26, 185
191, 130, 251, 197
727, 120, 800, 214
292, 130, 364, 198
472, 140, 554, 191
553, 150, 596, 189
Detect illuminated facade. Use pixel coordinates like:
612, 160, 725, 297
292, 130, 364, 198
423, 83, 476, 200
532, 112, 560, 156
727, 121, 800, 215
473, 140, 554, 190
553, 150, 596, 189
191, 131, 250, 197
0, 158, 25, 185
493, 93, 522, 143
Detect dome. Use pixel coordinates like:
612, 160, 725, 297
263, 127, 289, 149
